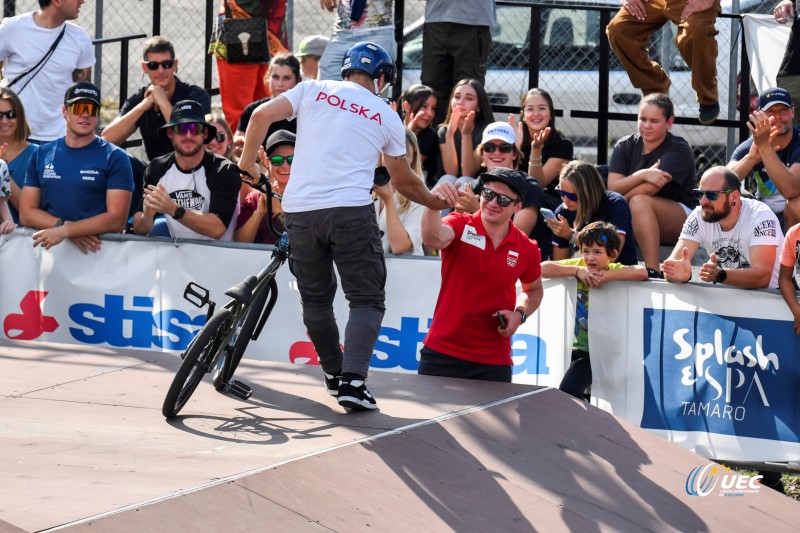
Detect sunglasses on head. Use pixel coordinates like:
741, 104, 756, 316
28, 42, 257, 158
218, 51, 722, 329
145, 59, 175, 71
171, 123, 205, 136
480, 187, 519, 207
693, 188, 734, 201
269, 155, 294, 166
483, 142, 514, 154
0, 109, 17, 120
556, 188, 578, 201
68, 102, 100, 117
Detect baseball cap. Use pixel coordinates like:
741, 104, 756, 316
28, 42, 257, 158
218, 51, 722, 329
264, 129, 296, 155
64, 81, 101, 106
758, 88, 793, 111
482, 121, 516, 145
297, 35, 329, 58
478, 167, 527, 200
158, 100, 216, 141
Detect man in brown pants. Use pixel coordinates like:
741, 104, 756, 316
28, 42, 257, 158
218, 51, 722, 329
606, 0, 721, 125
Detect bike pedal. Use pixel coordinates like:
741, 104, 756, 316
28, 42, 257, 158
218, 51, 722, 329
227, 379, 253, 400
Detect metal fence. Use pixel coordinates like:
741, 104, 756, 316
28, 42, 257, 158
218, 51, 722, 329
2, 0, 778, 168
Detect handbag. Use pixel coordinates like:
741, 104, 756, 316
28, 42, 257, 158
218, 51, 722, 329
221, 1, 270, 64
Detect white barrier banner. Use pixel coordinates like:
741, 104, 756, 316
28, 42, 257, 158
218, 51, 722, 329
0, 231, 571, 387
590, 281, 800, 463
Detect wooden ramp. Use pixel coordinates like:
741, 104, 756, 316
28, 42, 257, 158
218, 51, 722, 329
0, 340, 796, 533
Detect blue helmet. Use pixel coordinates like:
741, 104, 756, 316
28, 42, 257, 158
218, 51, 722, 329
340, 41, 396, 85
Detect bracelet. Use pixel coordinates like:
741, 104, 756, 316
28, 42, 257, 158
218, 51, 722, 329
568, 232, 577, 245
574, 266, 579, 278
528, 161, 542, 167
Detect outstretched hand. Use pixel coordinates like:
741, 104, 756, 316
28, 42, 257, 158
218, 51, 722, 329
662, 246, 692, 283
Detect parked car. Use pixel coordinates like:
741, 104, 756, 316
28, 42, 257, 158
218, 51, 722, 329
401, 0, 779, 164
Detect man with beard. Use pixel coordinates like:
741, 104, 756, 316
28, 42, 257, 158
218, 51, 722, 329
132, 100, 239, 240
662, 166, 783, 289
19, 81, 133, 254
728, 88, 800, 229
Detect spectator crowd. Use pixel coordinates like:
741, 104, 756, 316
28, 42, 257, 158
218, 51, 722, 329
1, 0, 798, 491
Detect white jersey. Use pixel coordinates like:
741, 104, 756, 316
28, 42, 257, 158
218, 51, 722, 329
680, 198, 784, 288
0, 13, 95, 141
280, 79, 406, 213
374, 196, 426, 256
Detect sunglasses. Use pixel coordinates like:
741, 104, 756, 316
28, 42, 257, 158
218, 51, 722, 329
693, 188, 734, 201
171, 123, 205, 136
480, 187, 519, 207
269, 155, 294, 166
68, 102, 100, 117
213, 133, 227, 143
0, 109, 17, 120
556, 188, 578, 201
483, 143, 514, 154
145, 59, 175, 70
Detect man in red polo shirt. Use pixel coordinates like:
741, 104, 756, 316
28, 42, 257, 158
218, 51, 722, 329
420, 167, 544, 382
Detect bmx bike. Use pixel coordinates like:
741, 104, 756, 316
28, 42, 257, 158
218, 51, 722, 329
162, 175, 287, 419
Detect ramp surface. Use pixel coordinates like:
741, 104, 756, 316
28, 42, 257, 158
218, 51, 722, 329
0, 340, 796, 532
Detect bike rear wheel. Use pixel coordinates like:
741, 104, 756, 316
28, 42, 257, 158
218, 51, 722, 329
212, 284, 270, 390
162, 309, 233, 419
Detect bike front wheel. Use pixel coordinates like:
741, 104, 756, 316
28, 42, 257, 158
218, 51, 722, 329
212, 282, 271, 391
162, 309, 233, 419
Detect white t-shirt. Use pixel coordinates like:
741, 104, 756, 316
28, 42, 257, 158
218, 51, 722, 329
680, 198, 784, 288
155, 164, 235, 241
280, 79, 406, 213
0, 13, 95, 141
374, 196, 426, 256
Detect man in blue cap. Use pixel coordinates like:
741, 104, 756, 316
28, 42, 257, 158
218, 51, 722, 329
729, 87, 800, 230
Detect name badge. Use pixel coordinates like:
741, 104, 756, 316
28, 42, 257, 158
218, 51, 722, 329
461, 224, 486, 250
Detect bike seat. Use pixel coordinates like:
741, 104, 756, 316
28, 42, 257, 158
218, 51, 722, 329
224, 275, 257, 305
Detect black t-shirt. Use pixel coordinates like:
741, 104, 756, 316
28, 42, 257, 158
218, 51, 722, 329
437, 121, 487, 178
520, 130, 573, 205
553, 190, 639, 266
237, 97, 297, 143
119, 78, 211, 161
141, 150, 240, 228
609, 132, 698, 209
416, 126, 440, 188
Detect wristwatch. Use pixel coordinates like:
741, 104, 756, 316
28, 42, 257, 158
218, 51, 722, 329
54, 218, 65, 227
515, 307, 528, 324
173, 206, 186, 220
714, 268, 727, 284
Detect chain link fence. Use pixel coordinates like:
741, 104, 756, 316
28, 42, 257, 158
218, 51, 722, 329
2, 0, 777, 168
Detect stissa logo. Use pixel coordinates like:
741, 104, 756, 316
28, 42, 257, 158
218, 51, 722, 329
641, 309, 800, 443
69, 294, 204, 350
369, 317, 549, 374
3, 291, 59, 340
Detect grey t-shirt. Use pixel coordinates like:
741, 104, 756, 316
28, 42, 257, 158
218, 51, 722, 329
424, 0, 496, 27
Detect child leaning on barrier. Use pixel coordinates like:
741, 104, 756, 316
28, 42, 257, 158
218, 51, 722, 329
540, 221, 647, 400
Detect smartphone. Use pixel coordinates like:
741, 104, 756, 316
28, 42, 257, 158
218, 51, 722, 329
540, 208, 557, 221
496, 311, 507, 329
373, 166, 391, 186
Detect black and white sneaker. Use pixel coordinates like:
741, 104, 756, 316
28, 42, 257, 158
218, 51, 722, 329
323, 373, 341, 397
337, 379, 378, 411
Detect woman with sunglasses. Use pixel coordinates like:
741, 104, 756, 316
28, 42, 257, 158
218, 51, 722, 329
103, 36, 211, 162
436, 79, 494, 188
232, 53, 301, 159
457, 122, 556, 259
513, 88, 573, 205
372, 129, 429, 256
0, 87, 37, 224
234, 130, 295, 245
204, 112, 235, 161
607, 93, 698, 274
398, 84, 439, 188
548, 160, 639, 266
